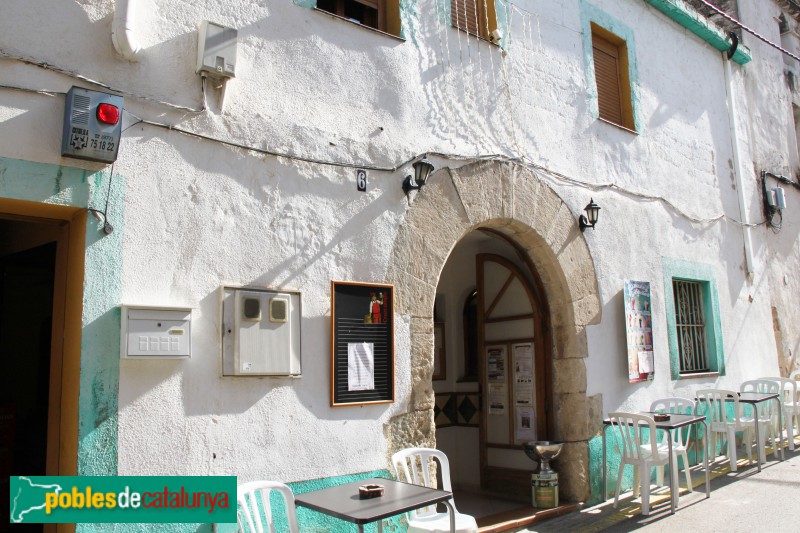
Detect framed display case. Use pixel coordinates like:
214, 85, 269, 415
330, 281, 394, 407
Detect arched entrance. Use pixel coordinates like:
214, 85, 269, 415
386, 160, 602, 502
432, 229, 554, 500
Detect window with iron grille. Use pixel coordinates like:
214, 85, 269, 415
663, 258, 724, 379
673, 280, 710, 374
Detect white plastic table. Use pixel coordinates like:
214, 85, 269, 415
602, 412, 710, 515
294, 477, 456, 532
733, 391, 784, 471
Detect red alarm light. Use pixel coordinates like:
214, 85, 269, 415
96, 103, 120, 125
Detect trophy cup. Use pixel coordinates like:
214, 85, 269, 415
524, 441, 564, 508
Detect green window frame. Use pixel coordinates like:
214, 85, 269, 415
662, 258, 725, 379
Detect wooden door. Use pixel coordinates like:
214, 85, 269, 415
478, 253, 548, 498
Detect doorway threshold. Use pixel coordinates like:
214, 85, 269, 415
476, 503, 583, 532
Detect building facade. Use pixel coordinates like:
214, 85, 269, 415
1, 0, 799, 531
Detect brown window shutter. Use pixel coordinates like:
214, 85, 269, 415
592, 35, 624, 126
452, 0, 488, 39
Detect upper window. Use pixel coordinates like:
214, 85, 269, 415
461, 290, 479, 382
315, 0, 401, 36
591, 23, 634, 130
451, 0, 497, 40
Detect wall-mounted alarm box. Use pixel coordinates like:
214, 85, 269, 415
221, 286, 301, 376
196, 21, 237, 79
61, 86, 123, 163
120, 305, 192, 359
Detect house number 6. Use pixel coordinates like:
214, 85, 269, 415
356, 169, 367, 192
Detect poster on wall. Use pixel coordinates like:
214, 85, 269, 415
513, 343, 534, 406
624, 280, 654, 383
347, 342, 375, 391
487, 345, 507, 414
515, 405, 536, 441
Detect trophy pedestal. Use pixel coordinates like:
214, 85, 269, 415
531, 472, 559, 508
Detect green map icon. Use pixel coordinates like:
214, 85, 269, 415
10, 476, 63, 523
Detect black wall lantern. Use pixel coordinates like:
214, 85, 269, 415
402, 158, 435, 196
579, 198, 601, 231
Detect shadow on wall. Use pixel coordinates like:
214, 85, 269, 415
78, 308, 121, 477
6, 1, 101, 65
178, 306, 395, 423
586, 289, 634, 396
118, 298, 394, 421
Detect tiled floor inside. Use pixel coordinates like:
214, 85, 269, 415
455, 490, 529, 519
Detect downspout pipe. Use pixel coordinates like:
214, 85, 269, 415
723, 34, 755, 277
112, 0, 142, 61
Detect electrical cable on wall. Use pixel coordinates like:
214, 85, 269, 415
0, 48, 207, 113
0, 79, 767, 232
695, 0, 800, 63
87, 161, 116, 235
761, 170, 800, 232
0, 3, 779, 235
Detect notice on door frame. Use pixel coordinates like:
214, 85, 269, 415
487, 345, 507, 415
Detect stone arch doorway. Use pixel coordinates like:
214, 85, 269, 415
386, 160, 601, 502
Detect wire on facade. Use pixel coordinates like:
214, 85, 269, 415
88, 162, 116, 235
0, 48, 207, 113
696, 0, 800, 63
1, 28, 772, 232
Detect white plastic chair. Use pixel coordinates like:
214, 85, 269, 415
607, 412, 670, 516
695, 389, 749, 472
790, 370, 800, 445
760, 377, 800, 451
391, 447, 478, 533
649, 398, 695, 494
237, 480, 300, 533
741, 379, 780, 462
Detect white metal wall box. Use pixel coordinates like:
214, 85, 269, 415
221, 287, 301, 376
196, 21, 237, 79
121, 306, 192, 359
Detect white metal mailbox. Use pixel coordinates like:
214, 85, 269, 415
121, 305, 192, 359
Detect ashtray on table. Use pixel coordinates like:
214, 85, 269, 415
358, 484, 385, 499
653, 413, 670, 422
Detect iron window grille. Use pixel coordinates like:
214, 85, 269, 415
673, 279, 710, 373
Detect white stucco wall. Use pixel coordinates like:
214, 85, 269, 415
1, 0, 798, 488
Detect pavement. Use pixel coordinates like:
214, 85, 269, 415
517, 441, 800, 533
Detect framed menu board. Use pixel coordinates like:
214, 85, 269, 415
330, 281, 394, 407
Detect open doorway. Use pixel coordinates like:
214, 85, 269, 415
1, 239, 57, 476
433, 230, 553, 510
0, 204, 85, 532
